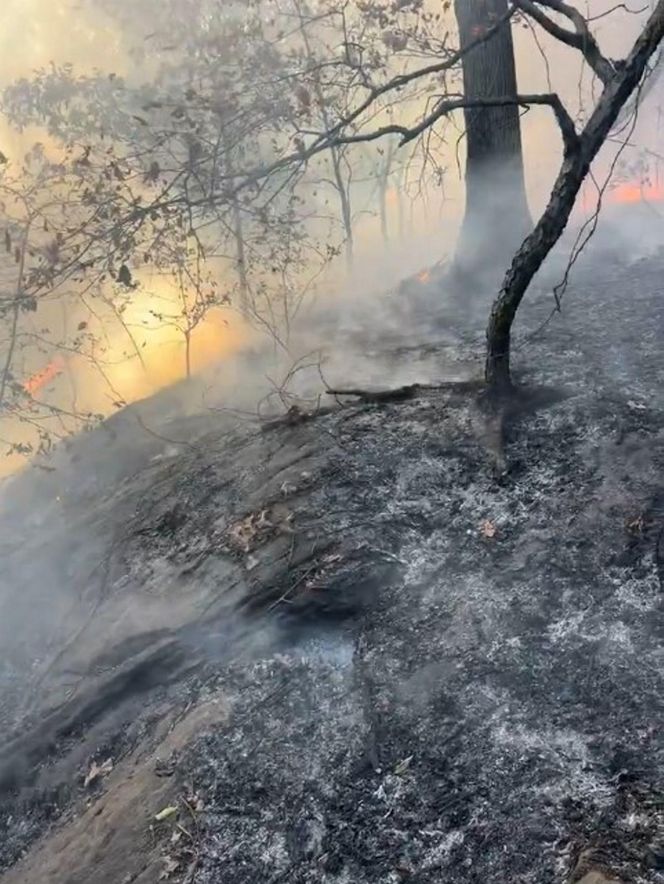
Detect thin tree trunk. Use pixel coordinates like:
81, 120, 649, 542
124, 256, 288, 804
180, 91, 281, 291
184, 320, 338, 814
379, 181, 389, 245
485, 3, 664, 393
231, 198, 249, 310
397, 178, 405, 242
295, 0, 354, 268
378, 140, 396, 246
379, 141, 401, 246
454, 0, 531, 271
332, 148, 354, 269
220, 129, 250, 313
184, 329, 192, 378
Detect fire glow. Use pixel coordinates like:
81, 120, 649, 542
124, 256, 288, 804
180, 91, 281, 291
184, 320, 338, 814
609, 181, 664, 204
581, 179, 664, 212
23, 355, 65, 395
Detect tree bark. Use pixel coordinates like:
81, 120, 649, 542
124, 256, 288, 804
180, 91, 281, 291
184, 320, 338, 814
485, 2, 664, 393
454, 0, 531, 273
220, 128, 250, 313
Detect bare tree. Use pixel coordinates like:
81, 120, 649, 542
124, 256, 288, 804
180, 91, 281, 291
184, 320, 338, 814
485, 1, 664, 392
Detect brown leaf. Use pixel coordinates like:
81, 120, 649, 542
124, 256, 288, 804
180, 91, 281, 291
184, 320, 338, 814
626, 514, 645, 535
479, 520, 497, 539
84, 757, 114, 788
159, 856, 180, 880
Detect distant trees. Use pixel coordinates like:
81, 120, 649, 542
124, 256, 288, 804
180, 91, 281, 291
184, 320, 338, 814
0, 146, 108, 456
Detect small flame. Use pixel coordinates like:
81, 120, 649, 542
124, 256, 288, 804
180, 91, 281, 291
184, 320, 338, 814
417, 270, 431, 284
23, 355, 65, 395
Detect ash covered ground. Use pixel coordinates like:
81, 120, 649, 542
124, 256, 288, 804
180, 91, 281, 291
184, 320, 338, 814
0, 229, 663, 884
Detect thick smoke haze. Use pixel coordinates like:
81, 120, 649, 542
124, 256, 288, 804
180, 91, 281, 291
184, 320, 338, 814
0, 0, 661, 478
0, 9, 663, 883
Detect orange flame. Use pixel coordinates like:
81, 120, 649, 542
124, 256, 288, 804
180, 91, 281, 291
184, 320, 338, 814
23, 355, 65, 395
417, 270, 431, 284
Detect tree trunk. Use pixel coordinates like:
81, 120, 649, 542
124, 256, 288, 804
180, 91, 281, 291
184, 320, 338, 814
378, 140, 396, 246
397, 177, 405, 242
378, 171, 389, 246
295, 0, 354, 269
231, 197, 250, 311
485, 3, 664, 393
184, 329, 192, 379
331, 146, 354, 270
220, 128, 250, 313
454, 0, 531, 275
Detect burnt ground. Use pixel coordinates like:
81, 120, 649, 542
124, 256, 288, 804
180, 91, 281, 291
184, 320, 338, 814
0, 230, 664, 884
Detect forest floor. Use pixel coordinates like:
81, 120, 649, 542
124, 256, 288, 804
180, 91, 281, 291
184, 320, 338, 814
0, 221, 663, 884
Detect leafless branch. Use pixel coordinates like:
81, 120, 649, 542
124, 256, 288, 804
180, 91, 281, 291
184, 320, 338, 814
514, 0, 615, 83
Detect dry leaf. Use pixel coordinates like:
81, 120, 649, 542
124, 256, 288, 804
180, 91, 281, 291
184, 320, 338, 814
394, 755, 413, 775
159, 856, 180, 880
184, 790, 205, 813
84, 757, 113, 788
229, 513, 259, 551
479, 520, 497, 539
229, 505, 293, 552
626, 514, 645, 535
256, 509, 273, 530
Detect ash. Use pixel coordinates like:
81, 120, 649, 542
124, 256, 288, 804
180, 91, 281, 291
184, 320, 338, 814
1, 244, 664, 884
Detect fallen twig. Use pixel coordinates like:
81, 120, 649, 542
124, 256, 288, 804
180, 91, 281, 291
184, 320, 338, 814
260, 402, 337, 432
325, 384, 421, 403
326, 379, 483, 404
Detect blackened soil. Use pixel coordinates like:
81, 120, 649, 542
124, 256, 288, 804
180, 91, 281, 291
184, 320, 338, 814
0, 245, 664, 883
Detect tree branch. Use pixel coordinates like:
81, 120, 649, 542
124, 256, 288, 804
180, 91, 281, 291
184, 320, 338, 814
514, 0, 615, 83
321, 93, 578, 157
200, 5, 519, 196
407, 93, 579, 153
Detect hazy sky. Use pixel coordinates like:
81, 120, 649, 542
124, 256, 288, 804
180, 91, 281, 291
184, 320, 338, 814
0, 1, 124, 81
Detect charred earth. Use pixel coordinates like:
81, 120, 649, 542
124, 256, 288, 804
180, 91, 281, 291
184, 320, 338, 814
0, 236, 664, 884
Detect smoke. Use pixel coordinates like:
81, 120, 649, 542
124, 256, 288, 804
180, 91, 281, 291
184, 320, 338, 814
0, 0, 663, 736
0, 0, 661, 463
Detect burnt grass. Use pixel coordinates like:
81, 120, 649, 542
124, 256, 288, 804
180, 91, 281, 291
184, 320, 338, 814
1, 244, 664, 883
